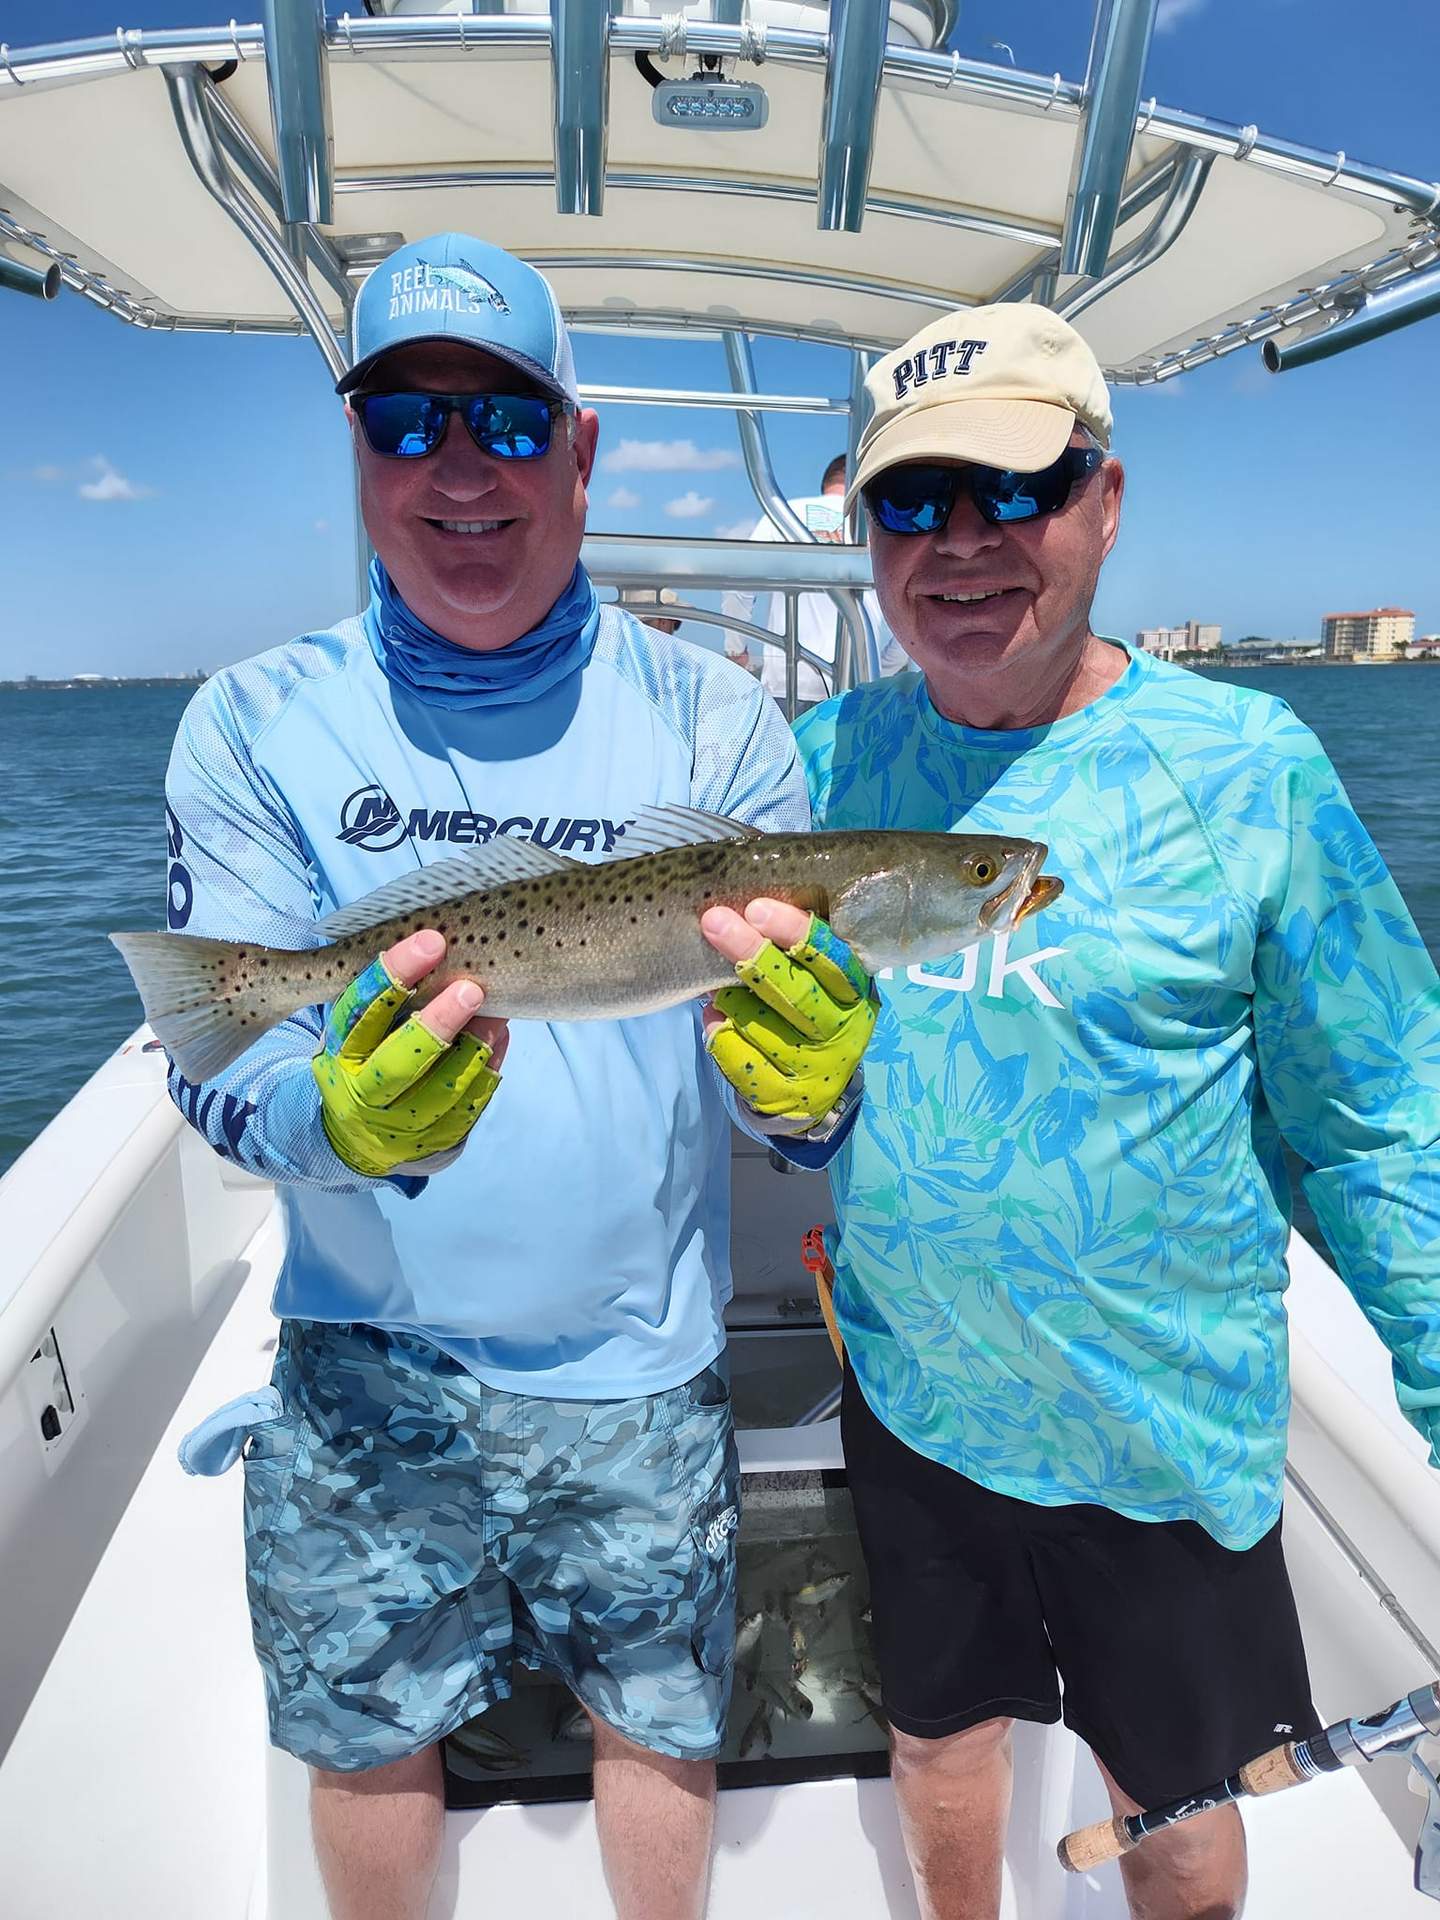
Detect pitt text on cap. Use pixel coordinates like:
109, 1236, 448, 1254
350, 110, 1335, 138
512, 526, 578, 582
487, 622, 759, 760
892, 338, 988, 401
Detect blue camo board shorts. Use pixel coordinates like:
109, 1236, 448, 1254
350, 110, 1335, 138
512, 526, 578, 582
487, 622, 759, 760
179, 1320, 740, 1771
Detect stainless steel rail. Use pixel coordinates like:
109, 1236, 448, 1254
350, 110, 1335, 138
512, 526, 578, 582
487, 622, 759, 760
818, 0, 888, 233
1116, 231, 1440, 384
552, 0, 609, 216
1263, 258, 1440, 372
163, 64, 347, 381
333, 165, 1059, 252
1285, 1463, 1440, 1675
580, 383, 847, 413
723, 328, 879, 708
3, 19, 1435, 224
2, 13, 1436, 378
578, 530, 874, 593
262, 0, 333, 230
992, 150, 1180, 306
206, 78, 352, 305
1055, 149, 1213, 323
1060, 0, 1159, 278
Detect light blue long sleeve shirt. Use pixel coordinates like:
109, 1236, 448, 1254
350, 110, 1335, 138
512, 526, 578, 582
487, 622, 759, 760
162, 603, 809, 1398
794, 645, 1440, 1548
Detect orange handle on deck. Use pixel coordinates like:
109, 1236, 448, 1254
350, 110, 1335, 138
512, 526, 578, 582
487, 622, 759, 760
801, 1225, 845, 1366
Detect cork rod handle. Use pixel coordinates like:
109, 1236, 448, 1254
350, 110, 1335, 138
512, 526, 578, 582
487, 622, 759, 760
1237, 1742, 1309, 1797
1057, 1813, 1140, 1873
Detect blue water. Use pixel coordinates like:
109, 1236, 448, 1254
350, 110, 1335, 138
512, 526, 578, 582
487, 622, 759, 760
1, 667, 1437, 1177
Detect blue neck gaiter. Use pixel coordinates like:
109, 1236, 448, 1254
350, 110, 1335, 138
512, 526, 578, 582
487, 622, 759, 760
363, 556, 601, 710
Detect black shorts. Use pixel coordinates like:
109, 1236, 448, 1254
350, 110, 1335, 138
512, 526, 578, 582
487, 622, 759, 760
842, 1366, 1320, 1806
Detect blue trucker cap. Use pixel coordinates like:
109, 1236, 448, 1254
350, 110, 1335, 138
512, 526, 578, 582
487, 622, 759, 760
337, 233, 579, 403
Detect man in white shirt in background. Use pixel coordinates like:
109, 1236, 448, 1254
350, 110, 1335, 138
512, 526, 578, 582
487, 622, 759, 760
722, 454, 909, 704
622, 586, 684, 636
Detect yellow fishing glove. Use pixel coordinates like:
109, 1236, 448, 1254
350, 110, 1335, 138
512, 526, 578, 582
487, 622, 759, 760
707, 914, 877, 1134
311, 956, 500, 1179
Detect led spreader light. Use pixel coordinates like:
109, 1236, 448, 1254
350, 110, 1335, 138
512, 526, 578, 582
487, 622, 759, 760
652, 79, 769, 130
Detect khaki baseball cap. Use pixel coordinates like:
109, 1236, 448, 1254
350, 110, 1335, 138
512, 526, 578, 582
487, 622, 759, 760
847, 305, 1113, 511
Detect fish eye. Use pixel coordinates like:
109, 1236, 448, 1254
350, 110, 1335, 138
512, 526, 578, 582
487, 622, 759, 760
968, 856, 998, 885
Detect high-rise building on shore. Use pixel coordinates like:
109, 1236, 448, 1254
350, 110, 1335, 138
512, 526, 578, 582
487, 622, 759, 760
1135, 621, 1221, 659
1321, 608, 1414, 660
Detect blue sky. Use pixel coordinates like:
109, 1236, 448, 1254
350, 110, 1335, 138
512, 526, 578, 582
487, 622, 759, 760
2, 0, 1437, 676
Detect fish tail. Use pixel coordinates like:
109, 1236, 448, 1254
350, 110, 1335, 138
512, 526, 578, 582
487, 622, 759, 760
109, 930, 300, 1081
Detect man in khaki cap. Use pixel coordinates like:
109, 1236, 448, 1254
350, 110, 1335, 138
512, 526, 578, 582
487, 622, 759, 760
779, 304, 1440, 1919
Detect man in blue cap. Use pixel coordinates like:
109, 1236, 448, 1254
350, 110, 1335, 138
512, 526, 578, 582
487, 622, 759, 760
161, 234, 878, 1919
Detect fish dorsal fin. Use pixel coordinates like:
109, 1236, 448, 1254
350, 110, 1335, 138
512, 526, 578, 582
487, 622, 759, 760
315, 840, 578, 939
606, 804, 763, 861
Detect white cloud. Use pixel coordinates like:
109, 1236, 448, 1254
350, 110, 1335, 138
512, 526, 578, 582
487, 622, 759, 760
664, 490, 715, 520
713, 518, 758, 540
1155, 0, 1208, 30
606, 485, 642, 511
78, 455, 154, 502
603, 437, 741, 475
31, 464, 65, 484
313, 518, 331, 533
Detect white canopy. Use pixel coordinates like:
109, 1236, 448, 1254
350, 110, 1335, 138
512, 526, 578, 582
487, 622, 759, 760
1, 12, 1436, 381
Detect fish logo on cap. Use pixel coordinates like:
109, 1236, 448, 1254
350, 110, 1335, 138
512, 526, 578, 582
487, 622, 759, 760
387, 259, 512, 323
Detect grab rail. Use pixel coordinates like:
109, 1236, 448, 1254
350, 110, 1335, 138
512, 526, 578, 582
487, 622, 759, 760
0, 1093, 185, 1402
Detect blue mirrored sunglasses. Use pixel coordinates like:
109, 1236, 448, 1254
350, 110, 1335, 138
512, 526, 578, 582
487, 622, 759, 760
352, 390, 570, 461
864, 445, 1106, 535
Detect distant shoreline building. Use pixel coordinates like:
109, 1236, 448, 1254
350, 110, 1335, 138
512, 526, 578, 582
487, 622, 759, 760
1321, 607, 1414, 661
1136, 620, 1221, 660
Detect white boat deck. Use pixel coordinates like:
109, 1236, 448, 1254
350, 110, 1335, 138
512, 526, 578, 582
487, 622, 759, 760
3, 1039, 1438, 1918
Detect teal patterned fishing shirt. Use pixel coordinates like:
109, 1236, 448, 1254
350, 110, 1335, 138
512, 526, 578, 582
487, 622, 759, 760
794, 644, 1440, 1549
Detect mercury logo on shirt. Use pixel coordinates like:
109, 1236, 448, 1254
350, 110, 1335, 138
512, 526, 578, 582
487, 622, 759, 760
337, 785, 632, 855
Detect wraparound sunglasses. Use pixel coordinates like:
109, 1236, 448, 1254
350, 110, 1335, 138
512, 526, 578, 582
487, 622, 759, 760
352, 390, 571, 461
864, 444, 1105, 534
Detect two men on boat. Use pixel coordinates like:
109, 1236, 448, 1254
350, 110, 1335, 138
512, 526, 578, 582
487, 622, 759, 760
778, 299, 1440, 1920
164, 232, 872, 1920
157, 226, 1440, 1920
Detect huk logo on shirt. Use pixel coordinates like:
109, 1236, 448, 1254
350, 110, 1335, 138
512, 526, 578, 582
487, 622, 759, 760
336, 786, 633, 856
892, 337, 987, 400
388, 260, 511, 322
877, 931, 1066, 1009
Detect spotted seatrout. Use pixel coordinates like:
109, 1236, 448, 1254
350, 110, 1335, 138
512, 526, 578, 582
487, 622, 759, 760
111, 803, 1062, 1083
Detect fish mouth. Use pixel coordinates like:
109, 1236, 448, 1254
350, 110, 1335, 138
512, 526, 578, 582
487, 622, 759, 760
1014, 873, 1064, 923
979, 846, 1063, 931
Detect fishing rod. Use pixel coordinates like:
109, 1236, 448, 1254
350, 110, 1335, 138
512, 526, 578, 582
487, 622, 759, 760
1057, 1682, 1440, 1878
